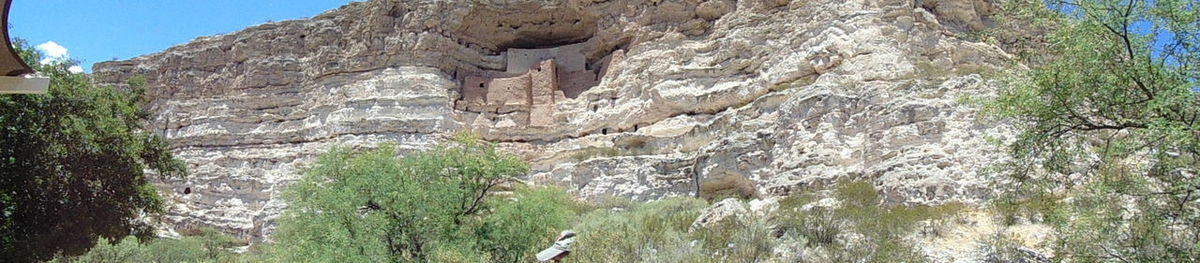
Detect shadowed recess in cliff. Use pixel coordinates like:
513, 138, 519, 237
456, 1, 599, 51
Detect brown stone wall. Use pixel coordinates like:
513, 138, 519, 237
559, 70, 598, 99
486, 75, 531, 113
529, 60, 559, 127
457, 76, 490, 111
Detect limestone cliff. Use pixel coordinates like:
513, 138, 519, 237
94, 0, 1013, 240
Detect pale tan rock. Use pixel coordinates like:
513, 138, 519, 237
93, 0, 1011, 241
915, 211, 1055, 263
696, 0, 734, 20
689, 198, 748, 232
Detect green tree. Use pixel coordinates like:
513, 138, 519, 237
477, 186, 575, 263
0, 40, 186, 261
989, 0, 1199, 261
272, 134, 572, 262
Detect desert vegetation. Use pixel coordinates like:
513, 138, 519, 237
7, 0, 1199, 261
981, 0, 1200, 261
49, 134, 967, 262
1, 40, 185, 261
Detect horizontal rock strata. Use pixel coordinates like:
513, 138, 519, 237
94, 0, 1013, 240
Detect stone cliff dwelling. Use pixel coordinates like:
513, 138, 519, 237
455, 42, 618, 127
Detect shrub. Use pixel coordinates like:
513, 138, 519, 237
271, 133, 574, 262
769, 180, 964, 263
1042, 172, 1200, 262
428, 242, 489, 263
570, 197, 709, 263
991, 191, 1063, 226
569, 147, 621, 161
570, 196, 788, 263
792, 207, 840, 246
698, 216, 778, 263
49, 228, 248, 263
699, 173, 758, 201
478, 187, 576, 263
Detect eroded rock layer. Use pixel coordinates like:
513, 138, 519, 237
94, 0, 1010, 239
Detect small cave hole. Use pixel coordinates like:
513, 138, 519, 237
183, 187, 192, 195
633, 124, 640, 132
479, 83, 485, 88
386, 5, 406, 18
592, 105, 599, 112
602, 128, 609, 135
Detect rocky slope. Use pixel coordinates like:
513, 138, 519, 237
94, 0, 1013, 240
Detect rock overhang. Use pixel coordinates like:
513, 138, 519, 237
455, 1, 600, 51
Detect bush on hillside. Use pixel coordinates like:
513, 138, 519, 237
771, 180, 963, 263
478, 187, 577, 263
48, 228, 250, 263
270, 134, 575, 262
570, 197, 711, 263
699, 173, 759, 201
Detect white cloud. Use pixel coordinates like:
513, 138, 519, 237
36, 41, 67, 57
35, 41, 69, 64
68, 66, 83, 73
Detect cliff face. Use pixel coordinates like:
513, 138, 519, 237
94, 0, 1012, 239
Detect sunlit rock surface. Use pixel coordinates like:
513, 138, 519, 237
94, 0, 1014, 241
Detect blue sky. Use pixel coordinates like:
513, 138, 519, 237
10, 1, 356, 73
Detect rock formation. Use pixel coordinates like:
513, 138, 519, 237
93, 0, 1014, 241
